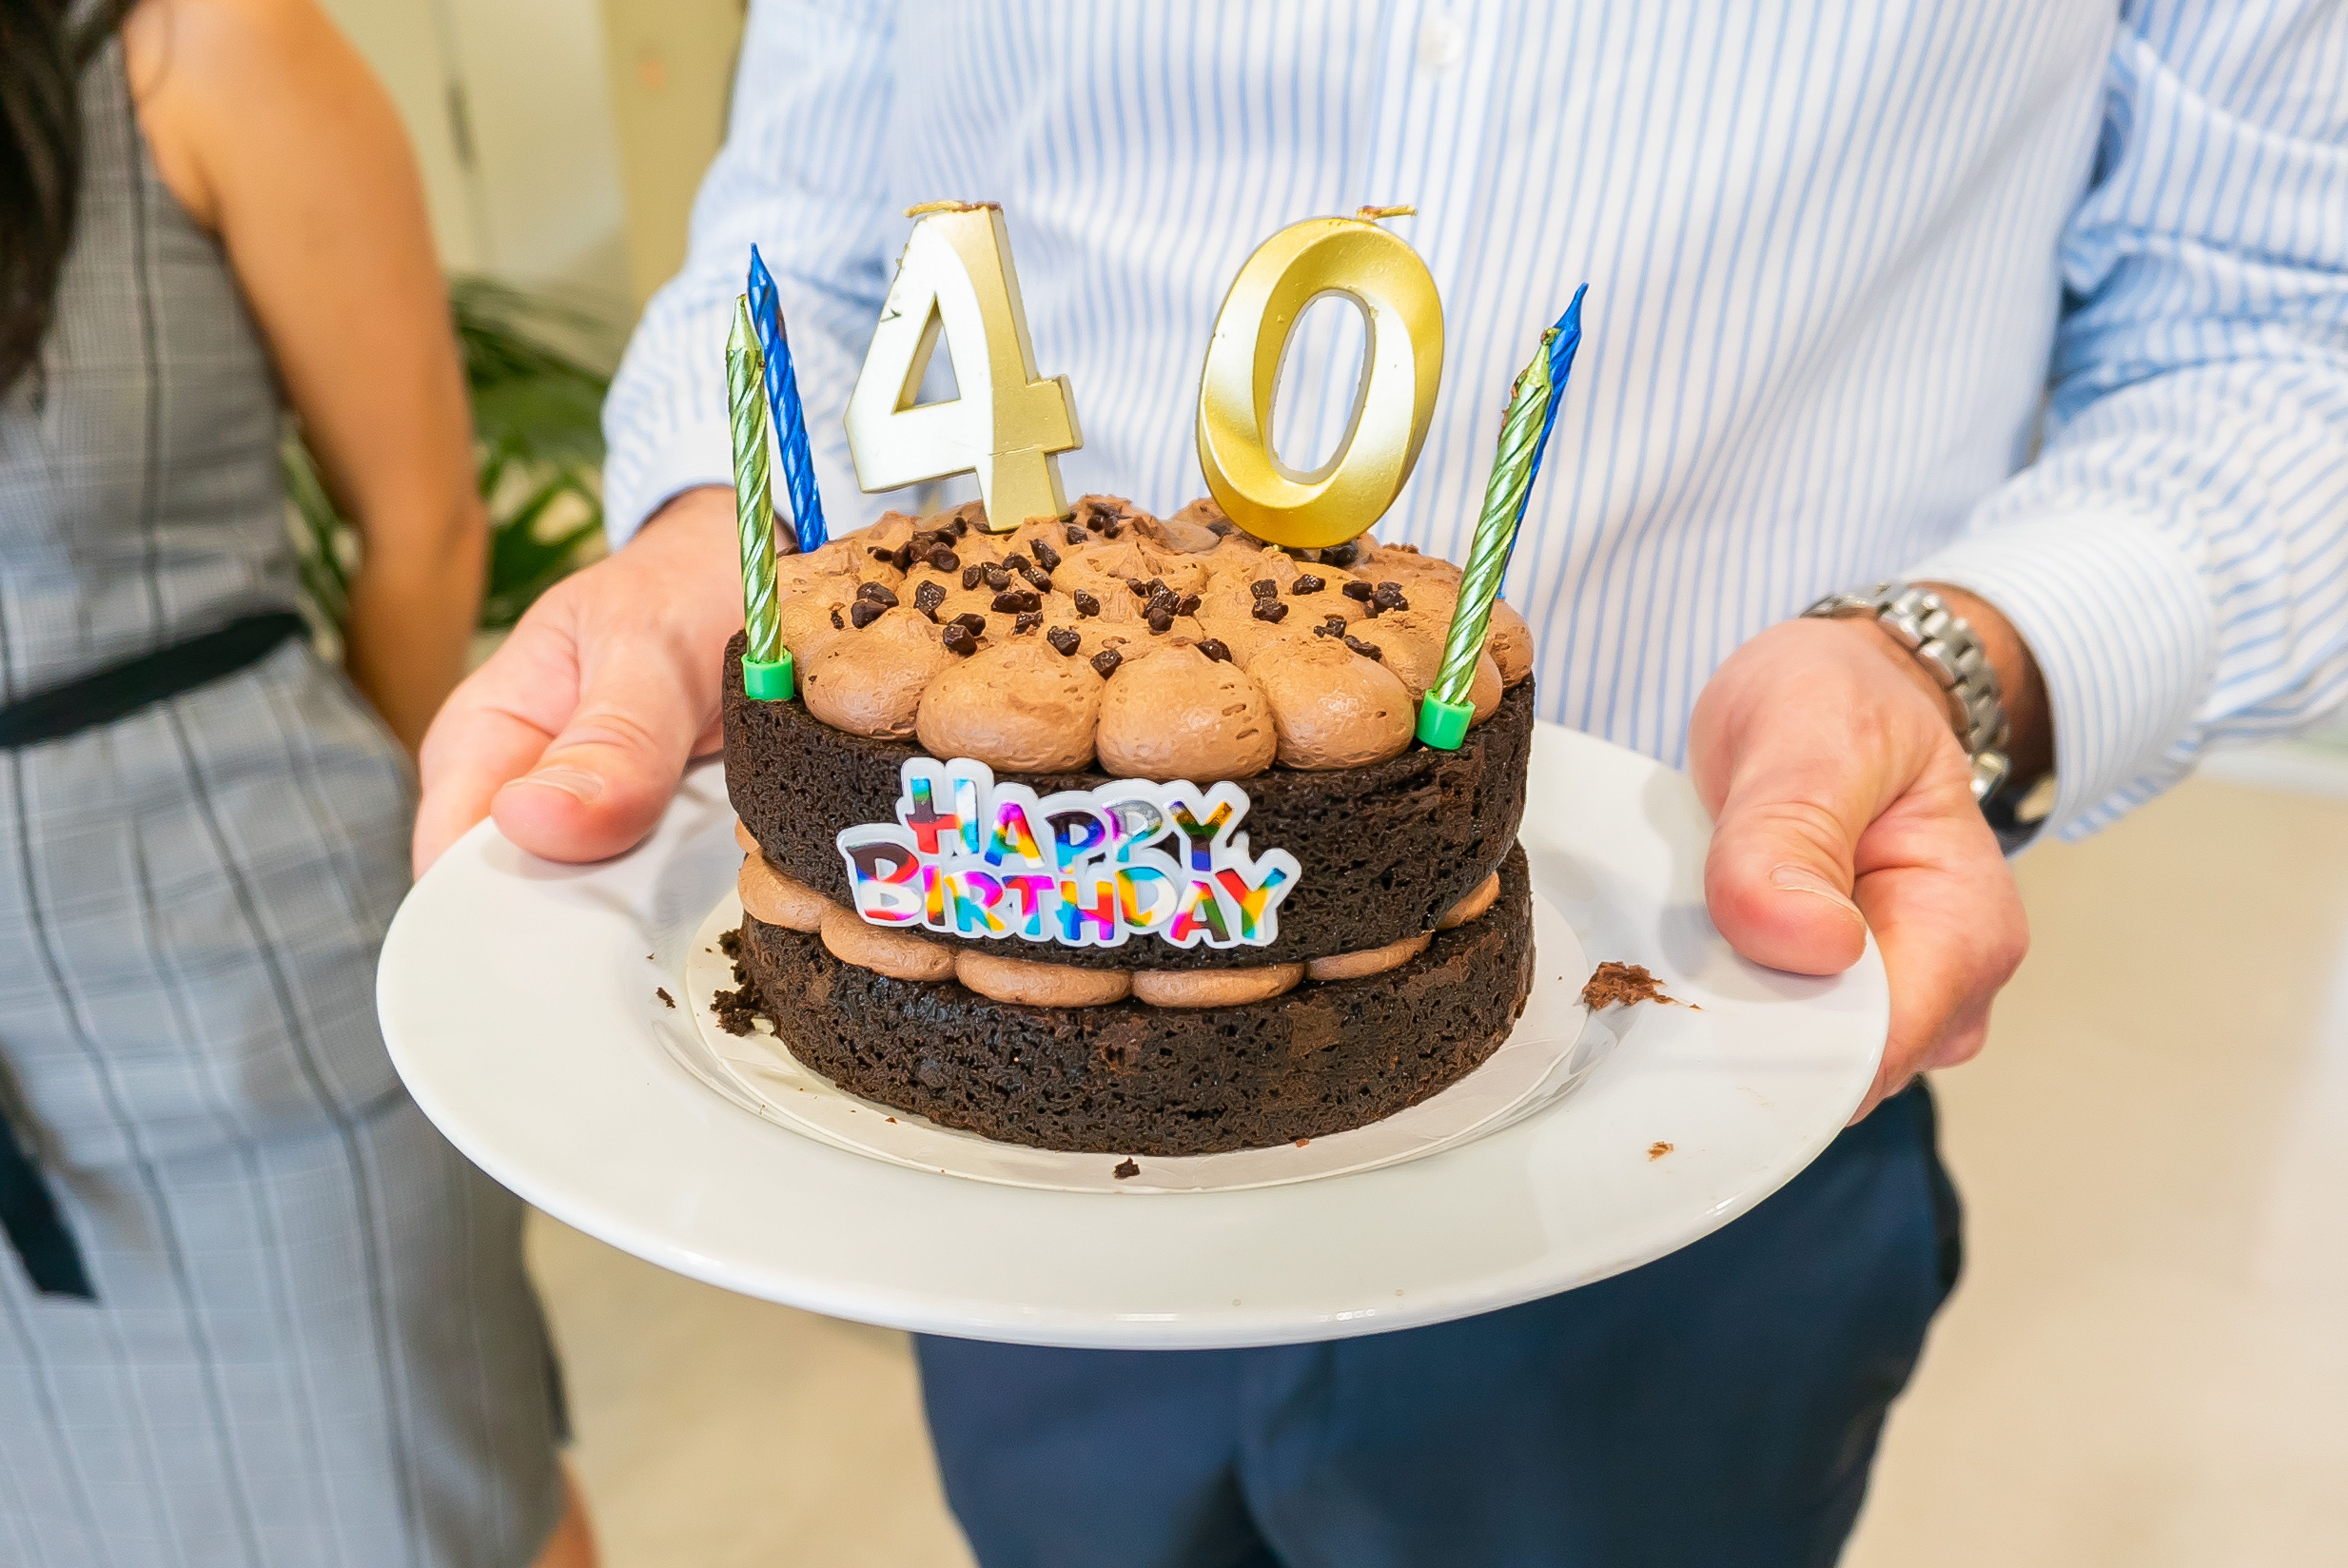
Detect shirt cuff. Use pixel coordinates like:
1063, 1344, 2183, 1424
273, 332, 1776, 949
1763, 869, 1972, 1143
604, 413, 736, 548
1902, 510, 2214, 841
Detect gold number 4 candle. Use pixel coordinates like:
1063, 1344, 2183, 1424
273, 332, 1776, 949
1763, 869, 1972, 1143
845, 202, 1083, 534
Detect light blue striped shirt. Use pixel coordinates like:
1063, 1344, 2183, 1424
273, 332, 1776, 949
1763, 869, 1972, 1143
604, 0, 2348, 842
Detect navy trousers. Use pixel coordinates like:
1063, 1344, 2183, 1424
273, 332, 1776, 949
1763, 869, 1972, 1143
918, 1082, 1960, 1568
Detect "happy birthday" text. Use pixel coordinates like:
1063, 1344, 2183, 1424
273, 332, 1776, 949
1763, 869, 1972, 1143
834, 758, 1302, 951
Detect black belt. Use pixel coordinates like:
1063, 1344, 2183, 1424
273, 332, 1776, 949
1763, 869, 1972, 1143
0, 609, 308, 750
0, 608, 308, 1298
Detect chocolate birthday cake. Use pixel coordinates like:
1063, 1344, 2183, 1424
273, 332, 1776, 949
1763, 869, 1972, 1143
721, 493, 1537, 1156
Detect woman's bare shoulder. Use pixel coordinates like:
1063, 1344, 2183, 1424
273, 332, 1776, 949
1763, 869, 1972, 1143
123, 0, 382, 232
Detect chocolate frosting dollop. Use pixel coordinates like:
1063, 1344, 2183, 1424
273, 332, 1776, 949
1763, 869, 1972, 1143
818, 905, 956, 981
1435, 870, 1502, 930
739, 855, 830, 932
1130, 963, 1305, 1007
916, 639, 1106, 772
1245, 637, 1415, 769
800, 605, 954, 739
954, 950, 1131, 1007
1305, 931, 1430, 981
1094, 643, 1276, 781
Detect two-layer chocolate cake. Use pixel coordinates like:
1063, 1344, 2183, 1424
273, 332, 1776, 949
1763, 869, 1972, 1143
720, 493, 1537, 1156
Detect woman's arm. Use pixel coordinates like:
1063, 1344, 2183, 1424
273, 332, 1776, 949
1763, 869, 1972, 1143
124, 0, 482, 756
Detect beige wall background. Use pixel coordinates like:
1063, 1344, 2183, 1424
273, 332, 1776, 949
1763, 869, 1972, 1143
320, 0, 746, 337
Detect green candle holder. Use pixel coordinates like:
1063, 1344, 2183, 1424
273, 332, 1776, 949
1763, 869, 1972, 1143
743, 652, 795, 702
1415, 693, 1475, 751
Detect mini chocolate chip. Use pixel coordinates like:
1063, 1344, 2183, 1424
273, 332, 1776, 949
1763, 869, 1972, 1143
1047, 626, 1081, 656
849, 599, 884, 629
1175, 593, 1201, 616
983, 565, 1011, 591
1072, 590, 1101, 617
893, 543, 916, 569
829, 608, 844, 629
912, 580, 947, 617
867, 546, 894, 564
1014, 610, 1042, 634
1064, 523, 1088, 545
1198, 637, 1231, 663
1020, 564, 1053, 592
1145, 588, 1177, 616
1312, 622, 1335, 638
1032, 540, 1061, 572
1371, 587, 1410, 612
1292, 573, 1326, 594
1090, 648, 1122, 676
1100, 519, 1122, 538
1323, 615, 1348, 634
1324, 541, 1360, 567
1206, 518, 1236, 536
927, 548, 959, 572
950, 516, 971, 536
1250, 578, 1279, 599
991, 588, 1041, 613
1378, 580, 1403, 594
856, 581, 898, 606
1343, 635, 1382, 661
1342, 580, 1374, 601
951, 612, 988, 634
1126, 577, 1150, 598
1003, 552, 1031, 572
1146, 608, 1173, 633
1251, 600, 1290, 623
941, 623, 978, 656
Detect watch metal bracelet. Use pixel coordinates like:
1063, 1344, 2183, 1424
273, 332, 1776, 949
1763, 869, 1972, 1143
1800, 582, 2013, 803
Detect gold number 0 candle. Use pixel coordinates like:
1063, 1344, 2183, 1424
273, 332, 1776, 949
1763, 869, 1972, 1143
1196, 211, 1444, 550
846, 202, 1082, 533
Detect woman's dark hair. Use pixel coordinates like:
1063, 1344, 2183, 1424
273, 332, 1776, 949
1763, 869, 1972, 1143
1, 0, 140, 397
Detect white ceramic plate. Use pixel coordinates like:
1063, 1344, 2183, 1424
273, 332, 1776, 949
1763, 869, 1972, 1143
379, 725, 1886, 1349
682, 888, 1595, 1194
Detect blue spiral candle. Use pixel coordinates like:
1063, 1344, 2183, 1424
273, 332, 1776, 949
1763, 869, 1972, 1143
747, 246, 829, 554
1417, 285, 1586, 750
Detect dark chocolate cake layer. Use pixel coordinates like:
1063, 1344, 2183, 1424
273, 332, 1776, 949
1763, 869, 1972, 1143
721, 632, 1534, 969
734, 846, 1537, 1155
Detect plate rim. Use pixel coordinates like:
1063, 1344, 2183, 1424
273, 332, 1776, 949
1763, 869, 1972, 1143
379, 725, 1886, 1349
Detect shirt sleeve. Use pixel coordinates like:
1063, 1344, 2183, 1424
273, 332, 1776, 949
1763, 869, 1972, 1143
600, 0, 901, 546
1902, 0, 2348, 841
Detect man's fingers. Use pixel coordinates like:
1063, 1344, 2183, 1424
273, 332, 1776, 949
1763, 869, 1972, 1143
1845, 812, 2027, 1120
490, 637, 717, 863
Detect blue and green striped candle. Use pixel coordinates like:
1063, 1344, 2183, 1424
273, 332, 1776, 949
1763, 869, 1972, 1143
747, 245, 828, 555
1416, 285, 1587, 751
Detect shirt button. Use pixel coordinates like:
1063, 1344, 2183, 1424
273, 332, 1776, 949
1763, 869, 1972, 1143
1417, 14, 1467, 72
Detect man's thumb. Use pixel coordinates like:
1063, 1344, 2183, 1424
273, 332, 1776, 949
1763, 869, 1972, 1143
1703, 793, 1870, 976
491, 652, 712, 863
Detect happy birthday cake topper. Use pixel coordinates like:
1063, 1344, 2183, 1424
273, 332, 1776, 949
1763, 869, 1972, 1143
835, 758, 1302, 951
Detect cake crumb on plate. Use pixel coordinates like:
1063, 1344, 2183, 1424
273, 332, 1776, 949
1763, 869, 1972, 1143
1113, 1158, 1140, 1179
1582, 961, 1699, 1011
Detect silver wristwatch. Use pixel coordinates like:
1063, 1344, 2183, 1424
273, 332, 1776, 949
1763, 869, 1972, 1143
1801, 582, 2012, 803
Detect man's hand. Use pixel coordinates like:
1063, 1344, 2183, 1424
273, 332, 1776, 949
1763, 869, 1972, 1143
413, 487, 741, 873
1688, 587, 2041, 1120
